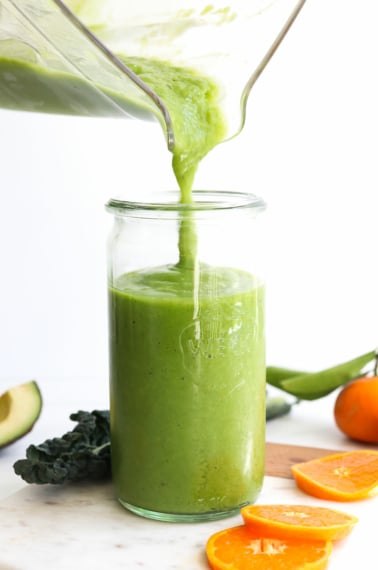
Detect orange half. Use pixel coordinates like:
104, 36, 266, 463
291, 450, 378, 501
241, 504, 358, 541
206, 525, 332, 570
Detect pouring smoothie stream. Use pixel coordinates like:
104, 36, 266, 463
0, 0, 306, 520
106, 59, 266, 521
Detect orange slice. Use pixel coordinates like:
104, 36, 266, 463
291, 449, 378, 501
241, 504, 358, 541
206, 525, 332, 570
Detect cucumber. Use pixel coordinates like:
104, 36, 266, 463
266, 396, 293, 421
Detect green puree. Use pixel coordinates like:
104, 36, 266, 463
119, 57, 226, 203
109, 264, 265, 516
0, 55, 226, 202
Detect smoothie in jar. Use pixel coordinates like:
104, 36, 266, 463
109, 263, 265, 518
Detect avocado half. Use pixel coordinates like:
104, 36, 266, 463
0, 380, 42, 448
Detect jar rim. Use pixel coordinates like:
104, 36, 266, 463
105, 190, 266, 215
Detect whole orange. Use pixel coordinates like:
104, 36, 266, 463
334, 376, 378, 444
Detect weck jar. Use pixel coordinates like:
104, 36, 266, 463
106, 190, 266, 522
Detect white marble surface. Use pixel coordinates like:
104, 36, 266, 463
0, 377, 377, 569
0, 475, 376, 570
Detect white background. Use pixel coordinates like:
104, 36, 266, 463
0, 0, 377, 399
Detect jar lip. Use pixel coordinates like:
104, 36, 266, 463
105, 190, 266, 215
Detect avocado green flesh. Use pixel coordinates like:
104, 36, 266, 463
0, 381, 42, 448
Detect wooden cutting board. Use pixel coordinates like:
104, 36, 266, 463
265, 442, 339, 478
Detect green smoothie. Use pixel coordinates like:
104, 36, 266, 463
0, 54, 225, 203
119, 57, 226, 203
109, 263, 265, 517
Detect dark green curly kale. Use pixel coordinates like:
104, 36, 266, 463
13, 410, 111, 484
13, 397, 291, 485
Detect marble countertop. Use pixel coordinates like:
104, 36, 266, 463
0, 377, 377, 569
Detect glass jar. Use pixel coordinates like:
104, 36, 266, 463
106, 190, 266, 522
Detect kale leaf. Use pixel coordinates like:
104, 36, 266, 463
13, 410, 111, 484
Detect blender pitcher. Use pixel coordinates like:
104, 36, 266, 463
0, 0, 306, 151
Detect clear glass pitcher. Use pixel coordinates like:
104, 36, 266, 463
0, 0, 306, 151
